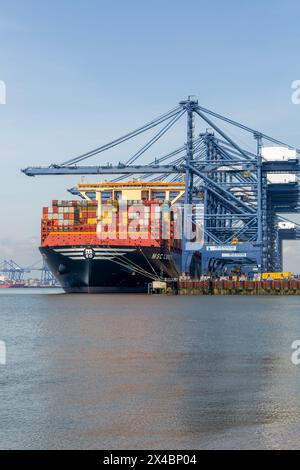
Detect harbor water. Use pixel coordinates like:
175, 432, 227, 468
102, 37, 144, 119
1, 290, 300, 449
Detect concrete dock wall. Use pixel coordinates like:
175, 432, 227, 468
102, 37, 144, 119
174, 279, 300, 295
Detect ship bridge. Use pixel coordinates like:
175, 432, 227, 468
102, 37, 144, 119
76, 181, 185, 207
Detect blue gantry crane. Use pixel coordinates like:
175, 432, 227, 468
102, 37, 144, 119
22, 96, 300, 277
0, 258, 57, 285
26, 259, 57, 285
0, 259, 30, 283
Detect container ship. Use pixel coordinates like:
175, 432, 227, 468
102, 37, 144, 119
40, 181, 198, 293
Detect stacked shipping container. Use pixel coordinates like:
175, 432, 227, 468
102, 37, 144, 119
41, 199, 182, 248
42, 200, 97, 226
41, 200, 98, 243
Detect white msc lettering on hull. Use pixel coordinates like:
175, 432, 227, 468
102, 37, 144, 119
152, 253, 171, 260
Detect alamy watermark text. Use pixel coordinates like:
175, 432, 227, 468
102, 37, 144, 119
0, 80, 6, 104
0, 340, 6, 365
291, 80, 300, 104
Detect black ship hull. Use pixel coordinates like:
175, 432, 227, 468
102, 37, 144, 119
40, 245, 182, 293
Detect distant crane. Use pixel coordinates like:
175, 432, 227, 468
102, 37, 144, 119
26, 259, 57, 286
0, 259, 30, 282
0, 258, 57, 286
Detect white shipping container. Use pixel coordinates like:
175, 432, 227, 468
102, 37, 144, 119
278, 221, 295, 229
267, 173, 297, 183
262, 146, 297, 161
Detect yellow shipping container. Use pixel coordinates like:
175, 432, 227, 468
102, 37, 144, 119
262, 272, 292, 280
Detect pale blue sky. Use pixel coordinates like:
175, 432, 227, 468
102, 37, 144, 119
0, 0, 300, 268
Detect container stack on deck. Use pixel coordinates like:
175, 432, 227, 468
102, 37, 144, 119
41, 200, 98, 243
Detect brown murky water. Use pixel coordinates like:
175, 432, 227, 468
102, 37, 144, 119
1, 289, 300, 449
